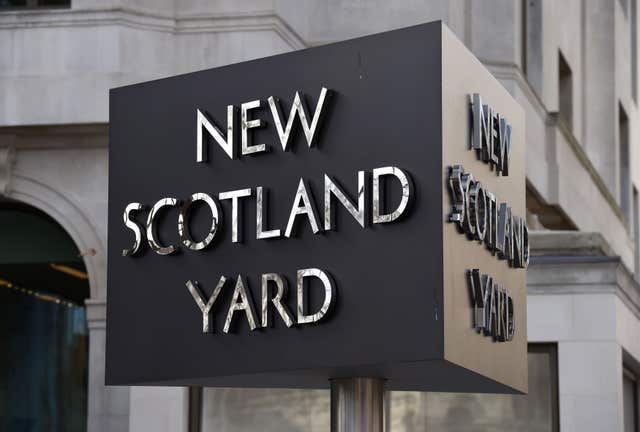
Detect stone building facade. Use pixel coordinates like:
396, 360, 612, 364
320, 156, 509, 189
0, 1, 639, 432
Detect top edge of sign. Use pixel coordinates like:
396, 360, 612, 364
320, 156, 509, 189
108, 20, 446, 94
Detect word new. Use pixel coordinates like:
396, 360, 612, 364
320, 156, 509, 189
197, 87, 329, 161
186, 268, 334, 333
471, 93, 512, 176
467, 269, 515, 341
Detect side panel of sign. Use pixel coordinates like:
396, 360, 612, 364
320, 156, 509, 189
441, 26, 528, 393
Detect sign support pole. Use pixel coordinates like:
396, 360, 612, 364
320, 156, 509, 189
330, 377, 385, 432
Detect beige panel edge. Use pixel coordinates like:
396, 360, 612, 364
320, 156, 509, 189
441, 23, 528, 393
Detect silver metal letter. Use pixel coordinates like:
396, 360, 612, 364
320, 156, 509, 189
522, 222, 530, 268
512, 216, 525, 268
483, 275, 496, 337
324, 172, 365, 231
497, 203, 513, 260
506, 295, 515, 340
498, 116, 512, 176
468, 269, 486, 331
256, 186, 281, 239
497, 287, 508, 341
268, 87, 330, 151
223, 275, 258, 333
122, 202, 145, 256
186, 277, 226, 333
462, 171, 476, 237
490, 111, 500, 168
485, 190, 497, 252
372, 167, 412, 224
471, 93, 492, 161
284, 179, 321, 237
261, 273, 294, 328
469, 181, 487, 242
241, 100, 267, 155
146, 198, 179, 255
471, 93, 483, 150
219, 188, 252, 243
297, 268, 335, 324
178, 193, 220, 251
196, 107, 234, 162
448, 165, 465, 226
493, 284, 503, 340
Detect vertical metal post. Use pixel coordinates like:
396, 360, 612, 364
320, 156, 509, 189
330, 377, 385, 432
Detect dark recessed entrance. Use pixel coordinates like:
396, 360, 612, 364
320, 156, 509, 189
0, 199, 89, 432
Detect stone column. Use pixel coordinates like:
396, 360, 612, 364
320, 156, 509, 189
558, 341, 622, 432
129, 387, 189, 432
86, 299, 130, 432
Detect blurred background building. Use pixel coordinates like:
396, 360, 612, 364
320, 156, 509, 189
0, 1, 639, 431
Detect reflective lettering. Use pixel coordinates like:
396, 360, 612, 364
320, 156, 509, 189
219, 188, 252, 243
146, 198, 179, 255
285, 179, 321, 237
241, 100, 267, 155
268, 87, 330, 151
297, 268, 334, 324
122, 202, 145, 256
372, 167, 412, 224
186, 277, 226, 333
196, 107, 234, 161
261, 273, 293, 328
223, 275, 258, 333
324, 171, 365, 230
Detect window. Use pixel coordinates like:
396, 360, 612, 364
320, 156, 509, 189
623, 368, 638, 432
199, 388, 329, 431
558, 51, 573, 130
634, 187, 640, 277
194, 344, 559, 432
620, 103, 631, 220
0, 0, 69, 8
622, 0, 630, 18
521, 0, 528, 75
524, 0, 543, 95
388, 344, 559, 431
632, 0, 638, 102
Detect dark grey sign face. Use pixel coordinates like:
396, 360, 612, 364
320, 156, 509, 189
107, 21, 526, 393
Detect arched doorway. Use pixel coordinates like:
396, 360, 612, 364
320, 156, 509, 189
0, 198, 89, 431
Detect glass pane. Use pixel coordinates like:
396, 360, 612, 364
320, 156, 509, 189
201, 388, 329, 432
0, 283, 88, 432
388, 348, 556, 431
38, 0, 70, 6
623, 372, 637, 432
0, 0, 27, 7
0, 0, 70, 7
200, 346, 557, 432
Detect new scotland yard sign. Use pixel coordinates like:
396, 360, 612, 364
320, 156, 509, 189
107, 21, 528, 393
